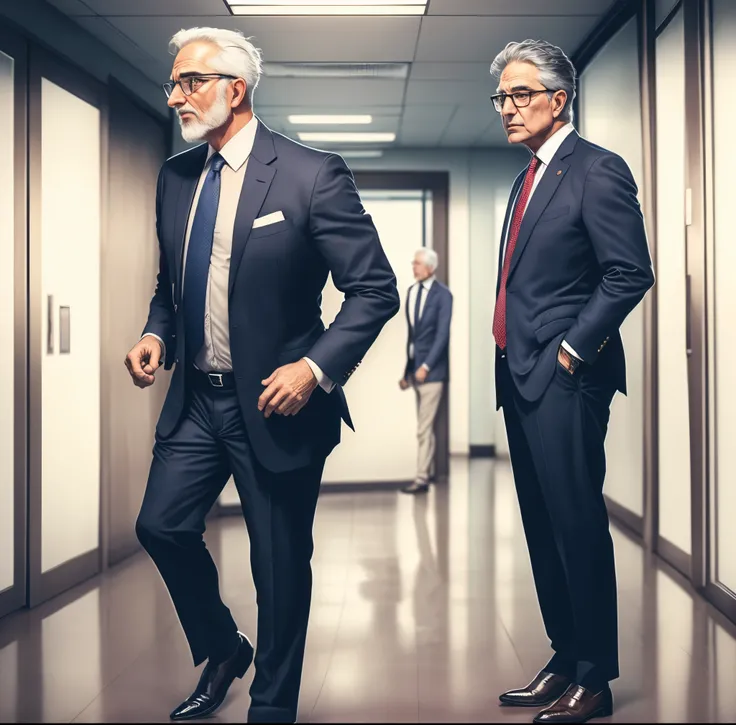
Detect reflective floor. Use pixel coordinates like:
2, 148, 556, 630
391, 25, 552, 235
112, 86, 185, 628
1, 458, 735, 723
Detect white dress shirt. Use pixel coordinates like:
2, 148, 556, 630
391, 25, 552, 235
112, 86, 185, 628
501, 122, 582, 360
408, 275, 435, 369
148, 116, 334, 391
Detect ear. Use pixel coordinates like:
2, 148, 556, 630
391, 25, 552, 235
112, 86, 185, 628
230, 78, 248, 109
552, 89, 567, 119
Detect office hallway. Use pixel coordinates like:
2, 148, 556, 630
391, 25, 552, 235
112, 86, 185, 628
0, 458, 734, 724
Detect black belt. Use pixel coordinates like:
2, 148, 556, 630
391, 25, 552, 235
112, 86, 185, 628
189, 366, 236, 390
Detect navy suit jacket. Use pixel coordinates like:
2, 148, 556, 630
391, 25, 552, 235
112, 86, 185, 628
404, 280, 453, 384
143, 119, 400, 472
495, 131, 655, 409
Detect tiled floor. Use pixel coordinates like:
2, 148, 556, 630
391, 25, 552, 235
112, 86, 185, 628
1, 457, 735, 723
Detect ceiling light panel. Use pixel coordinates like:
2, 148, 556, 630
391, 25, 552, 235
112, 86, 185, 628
297, 132, 396, 142
288, 115, 373, 124
226, 1, 427, 15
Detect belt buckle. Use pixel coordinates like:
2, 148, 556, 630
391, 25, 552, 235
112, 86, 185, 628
208, 373, 224, 388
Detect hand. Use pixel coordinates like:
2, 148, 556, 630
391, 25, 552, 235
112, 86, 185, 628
125, 335, 163, 388
258, 359, 318, 418
399, 377, 410, 390
557, 346, 575, 374
414, 366, 429, 384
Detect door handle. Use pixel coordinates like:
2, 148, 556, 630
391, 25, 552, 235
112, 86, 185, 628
685, 274, 692, 357
47, 295, 54, 354
59, 306, 70, 354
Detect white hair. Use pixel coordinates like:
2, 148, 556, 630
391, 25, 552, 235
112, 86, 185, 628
169, 27, 263, 107
415, 247, 438, 272
490, 39, 577, 123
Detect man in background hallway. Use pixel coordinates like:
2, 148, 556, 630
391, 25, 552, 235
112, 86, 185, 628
124, 26, 399, 724
399, 248, 452, 494
489, 40, 654, 723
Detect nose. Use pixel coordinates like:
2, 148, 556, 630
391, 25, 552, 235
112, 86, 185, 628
167, 84, 186, 108
501, 95, 517, 116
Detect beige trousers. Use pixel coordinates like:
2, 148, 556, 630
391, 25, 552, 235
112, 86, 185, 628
413, 381, 444, 483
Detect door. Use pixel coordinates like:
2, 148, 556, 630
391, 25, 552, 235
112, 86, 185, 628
28, 50, 105, 606
0, 28, 28, 620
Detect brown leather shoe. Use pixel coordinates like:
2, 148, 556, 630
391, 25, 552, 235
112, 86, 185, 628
499, 671, 572, 707
533, 684, 613, 723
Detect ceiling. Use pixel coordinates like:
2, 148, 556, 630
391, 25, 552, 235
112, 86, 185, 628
44, 0, 617, 149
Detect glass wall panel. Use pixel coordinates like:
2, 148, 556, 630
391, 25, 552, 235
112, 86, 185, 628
711, 0, 736, 594
0, 50, 14, 593
579, 17, 645, 518
655, 7, 691, 555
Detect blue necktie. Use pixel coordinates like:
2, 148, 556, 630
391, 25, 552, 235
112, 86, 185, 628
183, 153, 226, 362
413, 282, 424, 334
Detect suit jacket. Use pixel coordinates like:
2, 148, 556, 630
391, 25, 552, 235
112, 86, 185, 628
404, 280, 453, 384
494, 131, 655, 409
143, 120, 401, 472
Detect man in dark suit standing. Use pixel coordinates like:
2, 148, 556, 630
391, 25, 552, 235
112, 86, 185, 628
399, 248, 452, 494
124, 27, 399, 724
489, 40, 654, 723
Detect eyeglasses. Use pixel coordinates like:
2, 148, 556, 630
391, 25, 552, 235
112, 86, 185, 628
489, 88, 555, 113
163, 74, 238, 98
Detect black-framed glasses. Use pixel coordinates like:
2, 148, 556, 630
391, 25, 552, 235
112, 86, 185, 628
490, 88, 555, 113
163, 74, 238, 98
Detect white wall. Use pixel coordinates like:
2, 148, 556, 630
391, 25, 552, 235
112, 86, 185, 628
351, 146, 527, 456
579, 17, 647, 518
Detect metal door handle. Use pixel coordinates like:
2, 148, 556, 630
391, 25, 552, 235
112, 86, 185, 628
59, 306, 70, 354
685, 274, 692, 356
47, 295, 54, 354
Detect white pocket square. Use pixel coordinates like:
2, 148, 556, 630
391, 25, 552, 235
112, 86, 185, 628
253, 210, 285, 229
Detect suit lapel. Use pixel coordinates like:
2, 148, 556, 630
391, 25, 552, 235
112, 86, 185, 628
173, 144, 209, 298
228, 121, 277, 297
506, 131, 579, 283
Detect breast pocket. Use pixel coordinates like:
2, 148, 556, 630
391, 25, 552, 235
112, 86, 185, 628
249, 218, 292, 239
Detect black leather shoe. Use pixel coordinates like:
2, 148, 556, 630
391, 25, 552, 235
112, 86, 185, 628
170, 632, 254, 721
533, 684, 613, 723
499, 670, 572, 707
401, 481, 429, 494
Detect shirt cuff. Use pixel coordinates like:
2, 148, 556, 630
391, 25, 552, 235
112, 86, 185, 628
303, 357, 335, 393
420, 363, 430, 372
141, 333, 166, 365
561, 340, 582, 361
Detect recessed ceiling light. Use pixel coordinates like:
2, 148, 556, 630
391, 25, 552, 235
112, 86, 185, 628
226, 1, 427, 15
288, 115, 372, 124
339, 150, 384, 158
297, 132, 395, 143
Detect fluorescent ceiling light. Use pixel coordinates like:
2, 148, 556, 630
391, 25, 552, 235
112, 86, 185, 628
227, 1, 427, 15
338, 150, 384, 158
288, 115, 372, 124
297, 132, 395, 143
263, 62, 409, 79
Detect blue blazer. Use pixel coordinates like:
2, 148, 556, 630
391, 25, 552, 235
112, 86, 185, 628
404, 280, 453, 384
494, 131, 655, 408
143, 120, 400, 472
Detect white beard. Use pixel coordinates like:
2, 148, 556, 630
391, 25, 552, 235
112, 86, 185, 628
178, 84, 231, 143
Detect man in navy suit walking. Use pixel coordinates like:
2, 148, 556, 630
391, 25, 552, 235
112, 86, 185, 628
489, 40, 654, 723
123, 27, 399, 724
399, 248, 452, 494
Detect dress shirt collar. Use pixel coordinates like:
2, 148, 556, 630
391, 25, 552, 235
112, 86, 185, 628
206, 115, 258, 172
534, 122, 576, 168
419, 275, 435, 291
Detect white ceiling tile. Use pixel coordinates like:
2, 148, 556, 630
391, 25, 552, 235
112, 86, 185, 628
405, 80, 494, 105
440, 106, 495, 145
427, 0, 615, 16
410, 62, 492, 81
415, 15, 601, 62
257, 104, 404, 115
398, 104, 456, 145
255, 78, 406, 106
102, 16, 420, 64
82, 0, 229, 14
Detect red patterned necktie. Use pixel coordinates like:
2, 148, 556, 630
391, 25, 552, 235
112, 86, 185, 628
492, 156, 539, 350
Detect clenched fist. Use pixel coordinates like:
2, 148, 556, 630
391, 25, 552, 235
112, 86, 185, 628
125, 335, 164, 388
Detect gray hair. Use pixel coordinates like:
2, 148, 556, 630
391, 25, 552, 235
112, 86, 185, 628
415, 247, 438, 272
169, 27, 263, 107
490, 40, 576, 123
